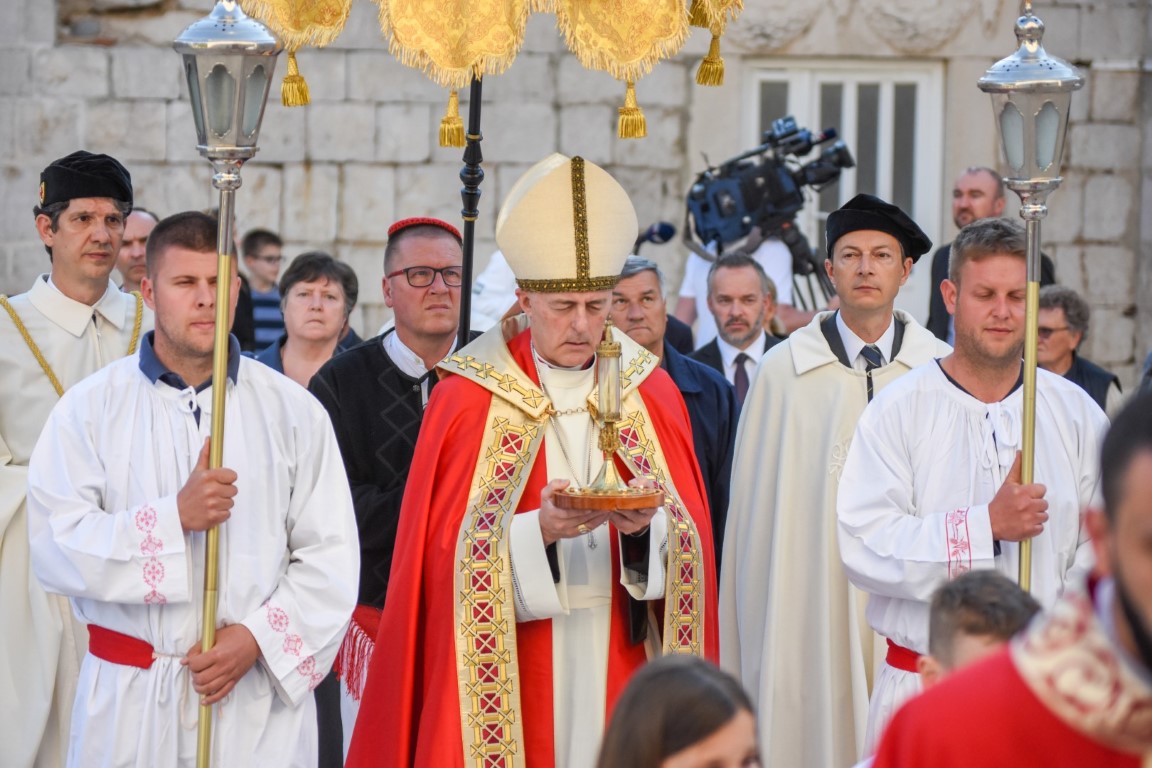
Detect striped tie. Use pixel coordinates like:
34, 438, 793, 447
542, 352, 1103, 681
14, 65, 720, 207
861, 344, 883, 402
861, 344, 883, 371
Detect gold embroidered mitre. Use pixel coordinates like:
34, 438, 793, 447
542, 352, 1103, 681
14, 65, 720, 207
496, 154, 638, 294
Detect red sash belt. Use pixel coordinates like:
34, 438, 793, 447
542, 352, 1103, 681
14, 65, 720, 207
88, 624, 155, 669
885, 639, 922, 673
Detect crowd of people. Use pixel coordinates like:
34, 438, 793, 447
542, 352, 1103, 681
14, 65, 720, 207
2, 148, 1151, 768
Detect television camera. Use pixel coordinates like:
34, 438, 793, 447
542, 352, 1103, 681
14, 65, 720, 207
686, 116, 855, 300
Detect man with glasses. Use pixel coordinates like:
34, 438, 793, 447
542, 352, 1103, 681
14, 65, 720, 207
241, 227, 286, 351
308, 217, 467, 764
1037, 284, 1122, 416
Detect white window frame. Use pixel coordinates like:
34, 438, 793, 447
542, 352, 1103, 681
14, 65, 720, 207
745, 59, 945, 319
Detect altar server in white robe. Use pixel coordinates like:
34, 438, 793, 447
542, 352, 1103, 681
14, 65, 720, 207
27, 211, 358, 767
837, 216, 1106, 755
721, 194, 949, 768
1, 150, 153, 768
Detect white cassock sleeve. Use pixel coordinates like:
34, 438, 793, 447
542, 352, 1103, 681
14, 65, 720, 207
508, 509, 667, 621
237, 406, 359, 707
836, 412, 998, 602
27, 407, 191, 605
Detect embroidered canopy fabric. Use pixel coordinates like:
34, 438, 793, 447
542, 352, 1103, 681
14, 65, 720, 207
240, 0, 742, 89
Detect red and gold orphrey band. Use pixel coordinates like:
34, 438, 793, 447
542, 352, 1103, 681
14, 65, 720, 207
453, 409, 540, 768
445, 330, 706, 767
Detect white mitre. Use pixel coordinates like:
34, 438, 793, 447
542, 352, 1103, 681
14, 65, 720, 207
496, 153, 638, 293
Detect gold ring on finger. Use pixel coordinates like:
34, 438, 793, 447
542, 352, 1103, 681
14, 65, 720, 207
577, 523, 590, 535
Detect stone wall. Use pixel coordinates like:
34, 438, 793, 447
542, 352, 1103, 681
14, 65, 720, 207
1, 0, 1147, 386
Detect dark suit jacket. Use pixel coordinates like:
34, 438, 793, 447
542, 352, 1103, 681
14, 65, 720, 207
689, 333, 783, 379
665, 314, 694, 356
662, 341, 738, 567
927, 243, 1056, 341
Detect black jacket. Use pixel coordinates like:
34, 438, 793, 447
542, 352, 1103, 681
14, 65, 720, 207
662, 342, 738, 567
689, 333, 783, 378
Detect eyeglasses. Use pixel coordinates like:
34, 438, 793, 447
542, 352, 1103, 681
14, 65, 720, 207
386, 265, 463, 288
1037, 325, 1070, 340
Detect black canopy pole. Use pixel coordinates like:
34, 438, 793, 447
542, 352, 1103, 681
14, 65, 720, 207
457, 75, 484, 349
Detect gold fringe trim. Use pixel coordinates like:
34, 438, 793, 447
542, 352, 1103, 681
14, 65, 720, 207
281, 51, 310, 107
551, 4, 689, 84
688, 0, 710, 28
439, 90, 465, 147
618, 80, 647, 139
695, 33, 724, 86
684, 0, 744, 32
374, 0, 534, 90
239, 0, 352, 51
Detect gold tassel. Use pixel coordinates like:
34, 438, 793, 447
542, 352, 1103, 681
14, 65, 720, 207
688, 0, 710, 28
618, 80, 647, 139
696, 34, 725, 86
439, 90, 465, 148
281, 51, 310, 107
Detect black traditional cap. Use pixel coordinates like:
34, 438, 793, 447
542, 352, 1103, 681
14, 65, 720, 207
825, 193, 931, 262
38, 151, 133, 210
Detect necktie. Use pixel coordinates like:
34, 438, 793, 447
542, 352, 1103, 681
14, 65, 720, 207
861, 344, 883, 402
734, 352, 751, 405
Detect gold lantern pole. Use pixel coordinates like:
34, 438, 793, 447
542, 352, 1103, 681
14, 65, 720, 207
173, 4, 281, 764
977, 1, 1082, 591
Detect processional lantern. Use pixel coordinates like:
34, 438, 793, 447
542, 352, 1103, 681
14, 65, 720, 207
977, 2, 1082, 593
173, 4, 281, 766
553, 320, 664, 511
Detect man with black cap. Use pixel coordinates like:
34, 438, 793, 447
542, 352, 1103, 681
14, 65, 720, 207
346, 154, 716, 768
837, 216, 1105, 754
0, 150, 153, 768
720, 194, 949, 768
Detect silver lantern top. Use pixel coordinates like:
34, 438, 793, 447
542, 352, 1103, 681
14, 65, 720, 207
977, 9, 1084, 183
173, 1, 282, 161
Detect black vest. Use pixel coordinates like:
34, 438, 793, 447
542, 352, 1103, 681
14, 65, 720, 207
1064, 354, 1119, 411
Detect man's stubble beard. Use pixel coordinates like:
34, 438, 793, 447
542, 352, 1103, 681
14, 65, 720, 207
953, 321, 1023, 374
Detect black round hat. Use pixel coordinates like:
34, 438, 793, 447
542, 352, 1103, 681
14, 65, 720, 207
39, 150, 133, 210
825, 193, 931, 262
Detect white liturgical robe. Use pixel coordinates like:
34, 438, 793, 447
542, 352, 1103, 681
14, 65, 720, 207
27, 340, 358, 767
837, 361, 1107, 753
1, 275, 151, 768
508, 352, 668, 768
720, 310, 949, 768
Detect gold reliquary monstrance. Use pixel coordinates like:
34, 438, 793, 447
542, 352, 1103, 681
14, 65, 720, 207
553, 320, 664, 511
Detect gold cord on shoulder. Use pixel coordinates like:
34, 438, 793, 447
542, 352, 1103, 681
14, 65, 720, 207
1, 295, 64, 397
0, 292, 146, 398
128, 291, 144, 355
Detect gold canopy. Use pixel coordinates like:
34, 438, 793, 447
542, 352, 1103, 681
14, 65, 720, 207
240, 0, 743, 136
242, 0, 353, 105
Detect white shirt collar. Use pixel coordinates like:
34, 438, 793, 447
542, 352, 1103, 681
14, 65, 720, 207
836, 311, 895, 371
381, 329, 459, 379
29, 274, 129, 337
716, 329, 767, 374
